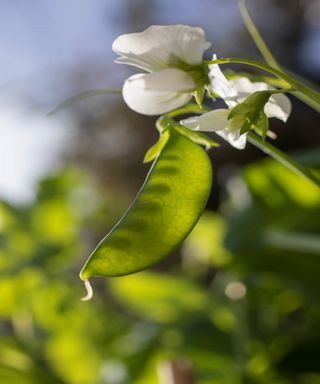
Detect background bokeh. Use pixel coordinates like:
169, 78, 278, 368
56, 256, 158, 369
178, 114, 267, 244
0, 0, 319, 383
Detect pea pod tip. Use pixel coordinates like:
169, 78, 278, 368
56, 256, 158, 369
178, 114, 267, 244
81, 279, 93, 301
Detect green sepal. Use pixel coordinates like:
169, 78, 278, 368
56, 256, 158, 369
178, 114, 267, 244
254, 110, 269, 140
206, 88, 217, 101
229, 89, 286, 138
194, 86, 205, 108
143, 129, 170, 163
240, 116, 253, 135
239, 109, 269, 137
228, 91, 270, 120
173, 124, 219, 149
156, 116, 219, 149
224, 70, 284, 88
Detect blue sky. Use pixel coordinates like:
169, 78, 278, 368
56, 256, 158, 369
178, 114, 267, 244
0, 0, 120, 86
0, 0, 121, 203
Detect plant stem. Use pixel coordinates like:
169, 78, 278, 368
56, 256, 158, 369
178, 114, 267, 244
247, 132, 320, 186
166, 104, 210, 118
238, 0, 320, 113
239, 0, 280, 70
48, 88, 121, 116
263, 229, 320, 253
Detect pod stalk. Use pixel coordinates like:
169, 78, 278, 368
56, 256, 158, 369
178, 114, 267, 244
81, 280, 93, 301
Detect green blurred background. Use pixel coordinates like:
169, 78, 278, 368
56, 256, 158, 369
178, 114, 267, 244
0, 0, 320, 383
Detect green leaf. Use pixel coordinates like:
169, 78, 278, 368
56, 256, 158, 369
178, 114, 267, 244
182, 211, 232, 268
143, 130, 170, 163
109, 271, 208, 322
226, 155, 320, 294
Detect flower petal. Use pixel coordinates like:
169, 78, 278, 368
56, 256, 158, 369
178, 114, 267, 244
229, 78, 271, 104
216, 129, 247, 149
122, 69, 195, 115
264, 93, 292, 122
208, 55, 238, 107
230, 77, 269, 95
181, 109, 230, 131
112, 25, 211, 72
181, 108, 247, 149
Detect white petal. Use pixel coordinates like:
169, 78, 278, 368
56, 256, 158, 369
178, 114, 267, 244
181, 107, 247, 149
264, 93, 292, 122
229, 77, 269, 102
122, 69, 195, 115
181, 109, 230, 131
125, 68, 196, 92
208, 55, 238, 107
231, 77, 269, 93
216, 129, 247, 149
231, 134, 247, 149
113, 25, 211, 72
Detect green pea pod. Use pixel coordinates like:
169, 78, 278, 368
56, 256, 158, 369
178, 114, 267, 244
80, 129, 212, 300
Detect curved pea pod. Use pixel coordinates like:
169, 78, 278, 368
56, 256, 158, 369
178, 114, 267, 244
80, 129, 212, 300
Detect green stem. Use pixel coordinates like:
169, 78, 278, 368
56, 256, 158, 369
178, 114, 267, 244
238, 0, 320, 113
247, 132, 320, 186
239, 0, 280, 70
263, 229, 320, 253
166, 104, 210, 118
204, 58, 320, 112
48, 88, 121, 116
291, 91, 320, 114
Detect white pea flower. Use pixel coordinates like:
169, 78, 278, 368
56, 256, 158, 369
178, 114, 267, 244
112, 25, 211, 115
182, 56, 292, 149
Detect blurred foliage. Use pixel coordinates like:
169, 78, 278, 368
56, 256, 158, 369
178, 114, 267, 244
0, 152, 320, 384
